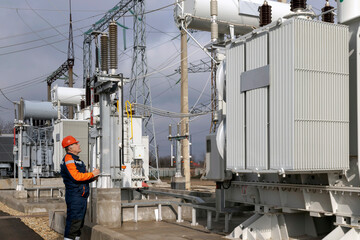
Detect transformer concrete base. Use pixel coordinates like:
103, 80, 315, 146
171, 176, 185, 190
13, 190, 28, 199
89, 188, 122, 228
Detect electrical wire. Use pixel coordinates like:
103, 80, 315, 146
16, 9, 74, 59
1, 73, 49, 91
190, 73, 211, 113
0, 89, 16, 104
0, 12, 105, 41
128, 44, 207, 82
25, 0, 83, 51
0, 31, 84, 57
132, 103, 212, 118
0, 22, 93, 50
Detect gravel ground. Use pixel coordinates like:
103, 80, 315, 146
0, 202, 61, 240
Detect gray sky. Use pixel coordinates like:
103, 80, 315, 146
0, 0, 337, 161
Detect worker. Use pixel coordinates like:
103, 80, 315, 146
60, 135, 100, 240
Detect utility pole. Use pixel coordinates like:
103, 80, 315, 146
180, 28, 190, 190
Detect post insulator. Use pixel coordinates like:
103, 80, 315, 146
290, 0, 307, 12
109, 21, 118, 72
100, 34, 109, 73
259, 1, 272, 27
322, 1, 334, 23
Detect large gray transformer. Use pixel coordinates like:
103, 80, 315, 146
205, 17, 360, 239
226, 18, 349, 173
14, 100, 58, 178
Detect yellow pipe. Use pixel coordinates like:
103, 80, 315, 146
125, 101, 133, 140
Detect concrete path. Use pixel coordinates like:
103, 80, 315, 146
111, 220, 225, 240
0, 210, 43, 240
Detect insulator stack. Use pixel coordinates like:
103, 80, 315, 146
94, 78, 99, 103
210, 0, 218, 42
290, 0, 307, 12
85, 78, 91, 107
109, 21, 118, 74
259, 1, 272, 27
100, 33, 109, 73
80, 100, 85, 109
321, 1, 334, 23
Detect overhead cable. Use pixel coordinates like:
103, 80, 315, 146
132, 103, 212, 118
25, 0, 83, 50
0, 12, 105, 41
0, 89, 16, 104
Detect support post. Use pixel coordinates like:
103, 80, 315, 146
158, 204, 162, 221
180, 27, 190, 190
191, 207, 198, 226
177, 205, 183, 222
225, 213, 230, 232
207, 210, 212, 230
99, 92, 112, 188
134, 205, 138, 222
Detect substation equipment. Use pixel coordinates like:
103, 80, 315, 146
13, 99, 58, 190
13, 20, 149, 190
0, 134, 13, 177
177, 0, 360, 239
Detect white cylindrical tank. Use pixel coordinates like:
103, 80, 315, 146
23, 100, 58, 120
216, 60, 226, 101
338, 0, 360, 24
216, 120, 225, 159
52, 85, 85, 106
175, 0, 291, 35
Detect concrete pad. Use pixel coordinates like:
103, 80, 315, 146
110, 221, 226, 240
13, 190, 28, 199
49, 210, 66, 234
91, 225, 134, 240
0, 178, 64, 190
171, 177, 186, 190
0, 190, 66, 214
90, 188, 122, 228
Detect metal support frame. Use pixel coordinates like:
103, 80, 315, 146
122, 198, 237, 232
210, 50, 218, 133
83, 0, 134, 86
95, 74, 122, 188
129, 0, 160, 181
47, 0, 75, 119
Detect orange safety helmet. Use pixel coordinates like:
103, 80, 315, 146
62, 136, 79, 148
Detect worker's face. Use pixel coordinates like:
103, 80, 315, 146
68, 142, 81, 155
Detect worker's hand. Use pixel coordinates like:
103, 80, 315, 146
92, 168, 100, 177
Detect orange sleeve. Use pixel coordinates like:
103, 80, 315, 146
65, 155, 94, 181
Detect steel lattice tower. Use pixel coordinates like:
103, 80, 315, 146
130, 0, 159, 179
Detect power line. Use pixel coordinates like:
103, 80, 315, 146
0, 31, 84, 57
0, 12, 105, 41
0, 21, 92, 50
133, 103, 212, 118
24, 0, 83, 51
0, 2, 176, 14
16, 9, 72, 59
0, 89, 16, 104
